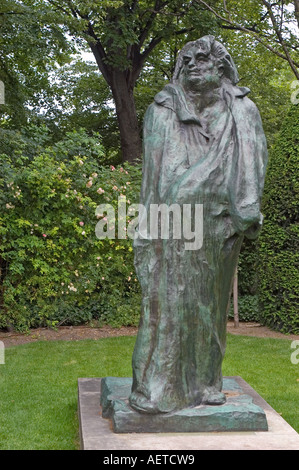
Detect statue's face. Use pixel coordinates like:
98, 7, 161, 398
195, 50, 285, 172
181, 46, 222, 92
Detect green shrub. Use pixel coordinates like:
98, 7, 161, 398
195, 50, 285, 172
257, 104, 299, 334
0, 128, 142, 330
228, 295, 259, 322
238, 238, 259, 296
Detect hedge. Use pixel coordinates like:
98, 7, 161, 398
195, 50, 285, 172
257, 104, 299, 334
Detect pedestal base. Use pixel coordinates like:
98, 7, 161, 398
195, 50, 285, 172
78, 376, 299, 450
100, 376, 268, 433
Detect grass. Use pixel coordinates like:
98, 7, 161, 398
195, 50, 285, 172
0, 333, 298, 450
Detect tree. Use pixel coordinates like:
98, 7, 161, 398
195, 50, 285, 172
195, 0, 299, 79
36, 58, 121, 160
0, 0, 72, 128
3, 1, 297, 162
217, 27, 294, 146
22, 0, 217, 163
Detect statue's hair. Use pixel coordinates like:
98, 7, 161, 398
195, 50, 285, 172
172, 35, 239, 85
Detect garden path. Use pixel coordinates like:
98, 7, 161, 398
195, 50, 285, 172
1, 321, 298, 348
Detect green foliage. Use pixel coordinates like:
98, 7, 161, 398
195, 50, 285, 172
0, 127, 142, 331
219, 29, 294, 147
238, 238, 259, 296
1, 1, 297, 331
43, 58, 121, 161
257, 104, 299, 334
228, 295, 259, 322
2, 0, 294, 159
0, 0, 73, 127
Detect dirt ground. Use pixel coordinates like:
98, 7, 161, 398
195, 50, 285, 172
0, 321, 298, 348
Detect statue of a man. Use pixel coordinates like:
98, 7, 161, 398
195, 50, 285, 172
129, 36, 268, 414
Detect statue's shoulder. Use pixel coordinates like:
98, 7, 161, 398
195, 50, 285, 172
229, 85, 261, 119
152, 83, 184, 112
154, 84, 176, 106
144, 87, 176, 132
239, 97, 262, 124
144, 101, 170, 127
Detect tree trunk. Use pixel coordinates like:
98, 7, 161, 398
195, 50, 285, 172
110, 71, 142, 164
233, 267, 239, 328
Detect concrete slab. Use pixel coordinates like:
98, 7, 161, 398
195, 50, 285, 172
78, 377, 299, 450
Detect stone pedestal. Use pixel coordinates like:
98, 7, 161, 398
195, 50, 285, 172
78, 376, 299, 450
100, 376, 268, 433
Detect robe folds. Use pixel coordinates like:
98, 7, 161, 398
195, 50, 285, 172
129, 82, 268, 414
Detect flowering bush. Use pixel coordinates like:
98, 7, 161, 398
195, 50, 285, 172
0, 129, 142, 330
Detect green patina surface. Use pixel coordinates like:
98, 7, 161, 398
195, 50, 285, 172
128, 36, 268, 415
100, 377, 268, 433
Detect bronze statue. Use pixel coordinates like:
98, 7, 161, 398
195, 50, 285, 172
129, 36, 268, 414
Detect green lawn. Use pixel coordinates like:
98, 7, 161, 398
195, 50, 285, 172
0, 334, 298, 450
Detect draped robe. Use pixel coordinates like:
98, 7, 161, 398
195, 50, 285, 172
129, 82, 268, 414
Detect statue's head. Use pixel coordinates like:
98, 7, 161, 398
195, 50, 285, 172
172, 35, 239, 92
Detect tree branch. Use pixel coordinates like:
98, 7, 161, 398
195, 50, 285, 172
140, 35, 163, 62
138, 2, 169, 47
221, 24, 259, 33
280, 0, 284, 33
66, 0, 80, 19
48, 2, 111, 85
260, 0, 299, 79
293, 0, 299, 29
47, 0, 111, 85
195, 0, 299, 78
84, 22, 111, 85
0, 11, 26, 15
138, 0, 183, 50
130, 0, 139, 13
173, 26, 195, 36
46, 0, 71, 17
